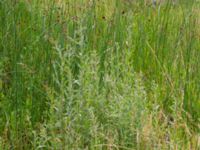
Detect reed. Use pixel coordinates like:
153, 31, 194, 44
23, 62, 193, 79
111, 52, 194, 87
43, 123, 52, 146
0, 0, 199, 149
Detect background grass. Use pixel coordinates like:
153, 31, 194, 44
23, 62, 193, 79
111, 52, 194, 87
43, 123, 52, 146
0, 0, 200, 149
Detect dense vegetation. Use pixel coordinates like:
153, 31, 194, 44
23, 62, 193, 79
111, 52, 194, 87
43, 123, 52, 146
0, 0, 199, 149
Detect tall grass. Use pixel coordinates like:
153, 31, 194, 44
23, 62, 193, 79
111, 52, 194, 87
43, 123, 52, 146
0, 0, 199, 149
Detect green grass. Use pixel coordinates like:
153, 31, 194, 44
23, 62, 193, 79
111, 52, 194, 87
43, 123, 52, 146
0, 0, 200, 149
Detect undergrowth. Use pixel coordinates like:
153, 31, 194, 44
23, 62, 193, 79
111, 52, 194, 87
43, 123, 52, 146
0, 0, 199, 149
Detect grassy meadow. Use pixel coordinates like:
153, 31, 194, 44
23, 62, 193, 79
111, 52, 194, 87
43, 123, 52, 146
0, 0, 200, 149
